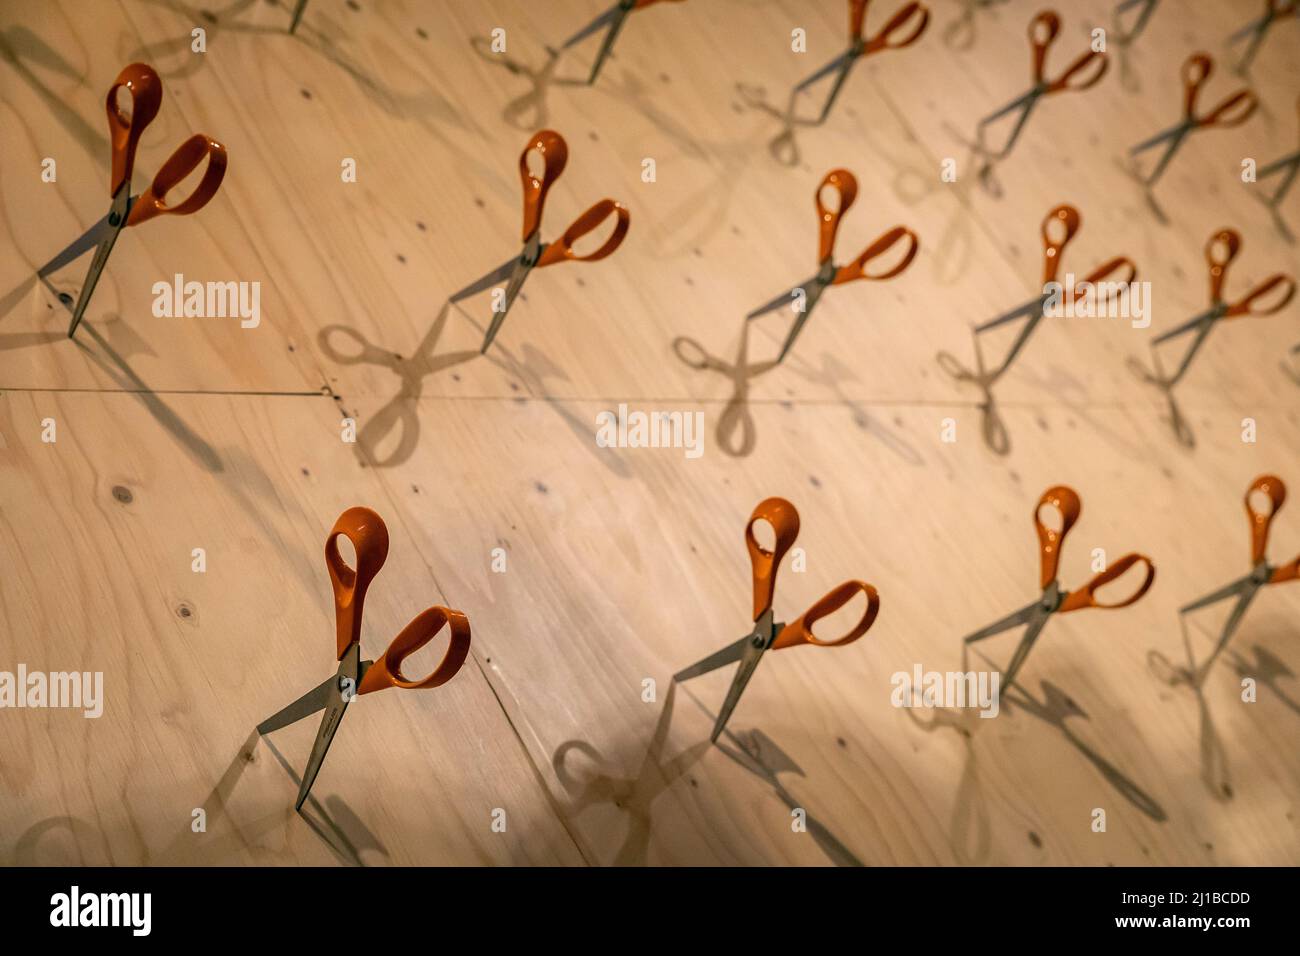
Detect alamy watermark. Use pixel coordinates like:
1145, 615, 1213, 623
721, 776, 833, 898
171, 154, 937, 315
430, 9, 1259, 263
0, 665, 103, 718
891, 665, 1000, 718
1043, 275, 1151, 328
152, 273, 261, 328
595, 404, 704, 459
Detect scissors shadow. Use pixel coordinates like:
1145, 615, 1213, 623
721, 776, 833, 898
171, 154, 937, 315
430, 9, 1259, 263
672, 321, 775, 458
903, 704, 994, 863
1124, 355, 1197, 448
551, 683, 708, 866
8, 816, 110, 865
942, 0, 1012, 51
0, 27, 106, 162
468, 39, 586, 131
734, 82, 818, 169
936, 336, 1013, 455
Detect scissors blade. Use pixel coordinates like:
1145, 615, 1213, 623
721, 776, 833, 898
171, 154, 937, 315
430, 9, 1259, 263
67, 187, 132, 337
710, 638, 768, 742
674, 634, 749, 682
793, 49, 851, 94
1204, 582, 1262, 668
1228, 13, 1269, 42
481, 255, 534, 353
1153, 309, 1215, 343
962, 600, 1039, 643
449, 254, 518, 303
293, 644, 360, 811
256, 675, 335, 735
1180, 575, 1251, 614
980, 89, 1036, 127
974, 296, 1042, 333
1129, 122, 1187, 155
585, 6, 631, 83
999, 609, 1050, 694
561, 4, 619, 49
37, 212, 115, 279
746, 275, 816, 320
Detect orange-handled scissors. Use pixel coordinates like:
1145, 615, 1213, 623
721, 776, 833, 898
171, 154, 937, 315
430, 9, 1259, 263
674, 497, 880, 742
975, 10, 1108, 160
964, 486, 1155, 697
450, 129, 629, 354
1128, 53, 1257, 188
1228, 0, 1297, 74
745, 168, 918, 364
1181, 475, 1299, 678
559, 0, 686, 85
37, 63, 227, 339
1149, 228, 1295, 387
257, 507, 471, 810
792, 0, 930, 124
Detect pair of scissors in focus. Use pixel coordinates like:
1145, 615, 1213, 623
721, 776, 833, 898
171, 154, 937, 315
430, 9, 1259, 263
674, 498, 879, 742
1228, 0, 1296, 75
972, 10, 1107, 165
37, 63, 227, 338
559, 0, 684, 85
1128, 53, 1256, 189
1141, 228, 1295, 389
257, 507, 472, 810
745, 169, 918, 364
939, 204, 1135, 386
450, 129, 629, 355
964, 486, 1155, 697
791, 0, 929, 125
1181, 475, 1299, 680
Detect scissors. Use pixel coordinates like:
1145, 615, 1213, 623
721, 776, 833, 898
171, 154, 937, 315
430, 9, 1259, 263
1128, 53, 1257, 188
791, 0, 930, 125
945, 204, 1135, 385
964, 486, 1156, 696
674, 497, 879, 742
37, 63, 227, 338
450, 129, 629, 354
1146, 228, 1295, 388
1255, 96, 1300, 214
289, 0, 308, 33
1111, 0, 1159, 90
559, 0, 685, 85
257, 507, 472, 810
973, 10, 1107, 162
1228, 0, 1297, 74
745, 168, 918, 364
1182, 476, 1299, 680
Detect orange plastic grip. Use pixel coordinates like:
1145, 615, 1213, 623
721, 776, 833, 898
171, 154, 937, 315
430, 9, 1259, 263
126, 134, 228, 227
1226, 274, 1296, 318
1075, 256, 1137, 298
863, 2, 930, 54
106, 62, 163, 195
1246, 474, 1287, 565
1040, 204, 1081, 284
1035, 485, 1081, 589
833, 226, 919, 284
1205, 228, 1240, 302
1058, 553, 1155, 612
520, 129, 569, 241
1028, 10, 1061, 80
535, 199, 630, 267
746, 497, 801, 621
1047, 48, 1108, 93
326, 507, 391, 660
772, 580, 880, 649
816, 169, 859, 264
358, 606, 472, 694
849, 0, 868, 39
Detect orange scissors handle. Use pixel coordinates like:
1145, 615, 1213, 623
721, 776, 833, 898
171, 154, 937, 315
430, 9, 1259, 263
107, 62, 163, 195
772, 580, 880, 649
1206, 229, 1297, 316
1040, 204, 1081, 285
1028, 10, 1061, 79
1183, 53, 1257, 127
832, 225, 920, 284
849, 0, 869, 39
357, 606, 472, 695
746, 497, 801, 621
862, 2, 931, 55
1035, 485, 1081, 589
326, 507, 391, 660
816, 168, 859, 265
520, 129, 569, 242
125, 134, 228, 227
1076, 255, 1137, 292
535, 199, 630, 267
1246, 474, 1287, 565
1058, 553, 1156, 612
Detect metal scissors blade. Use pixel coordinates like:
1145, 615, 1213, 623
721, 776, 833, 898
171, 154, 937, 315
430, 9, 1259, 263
37, 211, 115, 279
999, 609, 1051, 693
795, 49, 851, 94
449, 254, 517, 303
1129, 120, 1189, 154
67, 188, 132, 337
294, 646, 365, 811
673, 634, 749, 682
746, 275, 817, 320
480, 252, 535, 353
1204, 581, 1262, 664
1180, 574, 1251, 614
710, 635, 769, 742
561, 3, 620, 49
1152, 307, 1214, 343
962, 599, 1040, 643
975, 294, 1043, 332
584, 5, 632, 83
256, 674, 335, 735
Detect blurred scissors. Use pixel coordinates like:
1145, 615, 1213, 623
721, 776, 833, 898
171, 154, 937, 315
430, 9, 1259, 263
1181, 476, 1298, 678
943, 204, 1135, 385
1254, 96, 1300, 213
1111, 0, 1159, 90
1146, 228, 1295, 388
559, 0, 685, 85
964, 486, 1155, 696
1128, 53, 1256, 188
450, 129, 629, 354
257, 507, 472, 810
289, 0, 308, 33
974, 10, 1107, 161
1229, 0, 1296, 74
674, 497, 879, 742
745, 168, 918, 364
37, 63, 226, 339
792, 0, 929, 124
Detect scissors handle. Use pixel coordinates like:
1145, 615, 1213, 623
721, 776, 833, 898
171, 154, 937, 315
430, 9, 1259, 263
1205, 228, 1241, 302
326, 507, 391, 660
831, 225, 920, 284
1035, 484, 1081, 589
1246, 474, 1287, 565
863, 2, 931, 55
1225, 273, 1296, 318
772, 580, 880, 650
1046, 47, 1108, 93
1183, 53, 1257, 126
849, 0, 868, 40
746, 497, 800, 621
816, 168, 859, 265
357, 606, 472, 695
1058, 553, 1156, 612
125, 134, 228, 227
520, 129, 569, 242
107, 63, 163, 195
1040, 204, 1081, 284
1077, 255, 1137, 292
535, 199, 630, 267
1028, 10, 1061, 80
